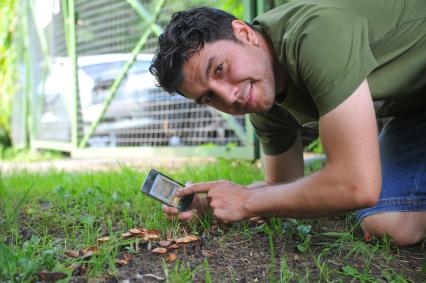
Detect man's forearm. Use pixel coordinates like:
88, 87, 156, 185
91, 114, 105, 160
244, 163, 380, 219
245, 80, 383, 219
247, 181, 270, 190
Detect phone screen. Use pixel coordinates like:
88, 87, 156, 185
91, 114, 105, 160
141, 169, 193, 211
150, 174, 181, 207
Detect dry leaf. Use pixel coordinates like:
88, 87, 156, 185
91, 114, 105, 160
168, 243, 180, 250
71, 263, 88, 276
175, 235, 199, 244
115, 253, 133, 266
129, 228, 143, 235
249, 216, 266, 224
147, 234, 159, 240
37, 271, 67, 282
165, 253, 177, 263
175, 237, 188, 244
139, 227, 148, 233
151, 247, 167, 254
97, 236, 110, 244
81, 246, 98, 258
64, 249, 79, 258
143, 229, 160, 241
115, 259, 129, 266
121, 232, 132, 239
123, 253, 133, 262
158, 240, 172, 247
147, 229, 160, 235
186, 235, 199, 242
201, 249, 214, 257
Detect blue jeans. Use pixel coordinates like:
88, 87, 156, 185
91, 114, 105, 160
356, 111, 426, 220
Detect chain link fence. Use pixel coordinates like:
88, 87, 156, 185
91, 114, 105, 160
14, 0, 255, 158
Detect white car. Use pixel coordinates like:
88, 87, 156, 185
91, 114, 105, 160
38, 54, 241, 147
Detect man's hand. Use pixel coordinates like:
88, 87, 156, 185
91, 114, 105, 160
163, 180, 266, 223
162, 193, 207, 222
175, 180, 252, 223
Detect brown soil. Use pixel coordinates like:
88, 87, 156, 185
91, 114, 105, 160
71, 218, 425, 283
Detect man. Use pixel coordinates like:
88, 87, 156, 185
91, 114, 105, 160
149, 0, 426, 246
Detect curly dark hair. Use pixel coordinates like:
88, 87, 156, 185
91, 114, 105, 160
149, 7, 239, 95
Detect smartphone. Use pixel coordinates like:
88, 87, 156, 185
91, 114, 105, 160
141, 169, 194, 211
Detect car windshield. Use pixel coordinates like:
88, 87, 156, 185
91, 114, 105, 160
81, 60, 153, 104
81, 60, 151, 80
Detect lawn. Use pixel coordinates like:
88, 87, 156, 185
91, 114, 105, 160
0, 159, 424, 282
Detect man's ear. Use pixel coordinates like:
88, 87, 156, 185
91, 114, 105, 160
231, 20, 258, 45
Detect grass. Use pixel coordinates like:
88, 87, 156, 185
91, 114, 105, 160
0, 147, 64, 161
0, 159, 423, 282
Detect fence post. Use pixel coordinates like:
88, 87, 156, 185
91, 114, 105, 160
22, 0, 31, 148
65, 0, 79, 149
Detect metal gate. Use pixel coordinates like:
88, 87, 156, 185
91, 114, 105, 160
14, 0, 259, 159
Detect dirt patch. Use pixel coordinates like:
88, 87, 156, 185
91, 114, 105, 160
0, 157, 216, 175
72, 218, 425, 282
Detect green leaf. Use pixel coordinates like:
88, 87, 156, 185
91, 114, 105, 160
297, 224, 311, 235
342, 265, 359, 276
296, 244, 306, 253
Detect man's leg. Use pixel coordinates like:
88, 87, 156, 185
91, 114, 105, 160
356, 112, 426, 246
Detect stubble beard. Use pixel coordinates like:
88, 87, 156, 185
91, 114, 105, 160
255, 73, 276, 114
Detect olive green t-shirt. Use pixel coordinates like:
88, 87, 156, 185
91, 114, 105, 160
250, 0, 426, 155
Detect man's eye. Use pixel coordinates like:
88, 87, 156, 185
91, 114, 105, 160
204, 92, 214, 103
198, 92, 214, 105
214, 63, 223, 77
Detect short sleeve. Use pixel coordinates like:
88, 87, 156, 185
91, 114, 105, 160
287, 9, 378, 116
249, 104, 300, 156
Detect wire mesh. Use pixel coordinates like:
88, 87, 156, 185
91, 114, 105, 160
25, 0, 249, 151
11, 76, 26, 147
29, 0, 71, 142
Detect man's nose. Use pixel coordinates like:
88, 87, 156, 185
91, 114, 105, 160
212, 83, 239, 106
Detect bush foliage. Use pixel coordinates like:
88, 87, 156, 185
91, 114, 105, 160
0, 0, 17, 147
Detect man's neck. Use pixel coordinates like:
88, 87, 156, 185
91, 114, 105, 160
255, 30, 288, 96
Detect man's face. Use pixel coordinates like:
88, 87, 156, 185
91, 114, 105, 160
178, 37, 276, 115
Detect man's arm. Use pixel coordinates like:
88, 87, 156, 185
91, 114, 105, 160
247, 133, 304, 189
243, 79, 381, 218
178, 79, 382, 221
263, 132, 305, 183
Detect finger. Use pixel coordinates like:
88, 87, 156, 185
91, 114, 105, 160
162, 205, 178, 215
184, 180, 193, 186
177, 211, 194, 222
213, 210, 229, 224
175, 181, 222, 196
165, 210, 188, 221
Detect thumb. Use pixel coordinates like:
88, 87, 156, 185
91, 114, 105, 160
185, 180, 193, 186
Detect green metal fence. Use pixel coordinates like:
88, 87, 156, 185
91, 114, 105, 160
14, 0, 268, 159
